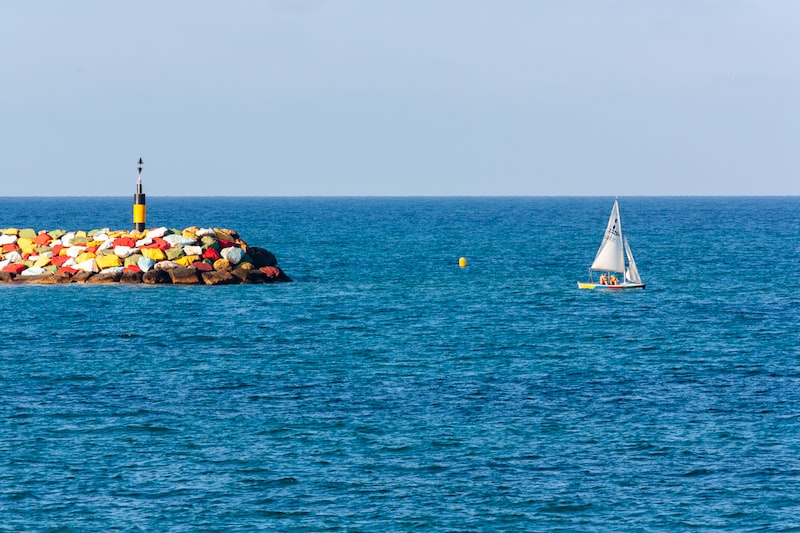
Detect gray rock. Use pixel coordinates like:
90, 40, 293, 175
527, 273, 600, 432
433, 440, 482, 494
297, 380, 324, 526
87, 271, 122, 283
142, 269, 171, 284
248, 247, 278, 267
201, 270, 236, 285
168, 266, 200, 284
72, 271, 94, 283
120, 271, 144, 284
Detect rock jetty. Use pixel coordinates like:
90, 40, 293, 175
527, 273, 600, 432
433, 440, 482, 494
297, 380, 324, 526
0, 226, 291, 285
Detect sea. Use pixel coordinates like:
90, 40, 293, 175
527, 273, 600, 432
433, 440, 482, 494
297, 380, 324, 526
1, 196, 798, 532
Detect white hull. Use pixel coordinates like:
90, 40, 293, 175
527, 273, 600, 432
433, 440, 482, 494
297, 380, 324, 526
577, 281, 645, 290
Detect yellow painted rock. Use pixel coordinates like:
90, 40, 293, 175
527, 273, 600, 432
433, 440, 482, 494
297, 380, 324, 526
214, 228, 237, 242
96, 254, 122, 270
34, 256, 52, 268
2, 228, 19, 235
141, 248, 167, 261
213, 258, 231, 272
174, 255, 201, 267
17, 238, 36, 255
75, 252, 97, 264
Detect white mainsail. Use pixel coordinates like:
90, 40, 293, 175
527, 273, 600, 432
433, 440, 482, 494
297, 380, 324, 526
590, 199, 625, 273
624, 237, 642, 283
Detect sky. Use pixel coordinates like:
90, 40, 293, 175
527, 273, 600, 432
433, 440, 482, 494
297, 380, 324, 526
1, 0, 798, 196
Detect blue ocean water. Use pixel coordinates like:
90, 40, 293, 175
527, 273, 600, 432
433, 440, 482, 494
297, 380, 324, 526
1, 196, 799, 531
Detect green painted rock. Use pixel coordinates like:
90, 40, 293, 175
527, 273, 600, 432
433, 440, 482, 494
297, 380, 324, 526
124, 254, 144, 268
200, 235, 218, 246
166, 247, 185, 261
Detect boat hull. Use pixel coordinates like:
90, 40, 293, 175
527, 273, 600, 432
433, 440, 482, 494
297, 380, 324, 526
577, 282, 646, 290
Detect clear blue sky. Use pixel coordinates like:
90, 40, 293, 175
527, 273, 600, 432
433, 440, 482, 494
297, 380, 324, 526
1, 1, 797, 196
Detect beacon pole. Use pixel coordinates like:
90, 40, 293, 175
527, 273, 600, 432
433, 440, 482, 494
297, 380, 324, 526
133, 157, 146, 232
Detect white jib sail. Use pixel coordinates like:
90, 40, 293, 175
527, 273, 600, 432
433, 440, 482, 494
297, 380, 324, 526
623, 237, 642, 283
590, 199, 625, 273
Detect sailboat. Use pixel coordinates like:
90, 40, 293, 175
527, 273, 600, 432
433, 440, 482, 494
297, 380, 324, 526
577, 198, 645, 290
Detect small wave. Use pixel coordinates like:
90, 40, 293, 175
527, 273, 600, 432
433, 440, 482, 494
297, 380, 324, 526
124, 424, 178, 434
681, 468, 714, 477
538, 501, 593, 513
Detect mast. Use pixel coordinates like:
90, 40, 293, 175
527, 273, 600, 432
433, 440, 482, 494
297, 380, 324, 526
616, 197, 624, 271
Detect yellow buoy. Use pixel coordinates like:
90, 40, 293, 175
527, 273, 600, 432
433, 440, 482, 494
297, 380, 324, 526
458, 257, 467, 268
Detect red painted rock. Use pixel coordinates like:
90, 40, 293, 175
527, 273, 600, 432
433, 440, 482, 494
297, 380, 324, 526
3, 264, 26, 274
140, 237, 170, 251
113, 237, 137, 248
193, 261, 213, 272
260, 266, 281, 279
202, 247, 220, 260
259, 266, 291, 282
33, 233, 52, 246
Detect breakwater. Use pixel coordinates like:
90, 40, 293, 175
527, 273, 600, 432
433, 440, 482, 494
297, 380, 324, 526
0, 226, 291, 285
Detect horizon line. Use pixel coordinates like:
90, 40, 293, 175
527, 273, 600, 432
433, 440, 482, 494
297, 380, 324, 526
0, 194, 798, 199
